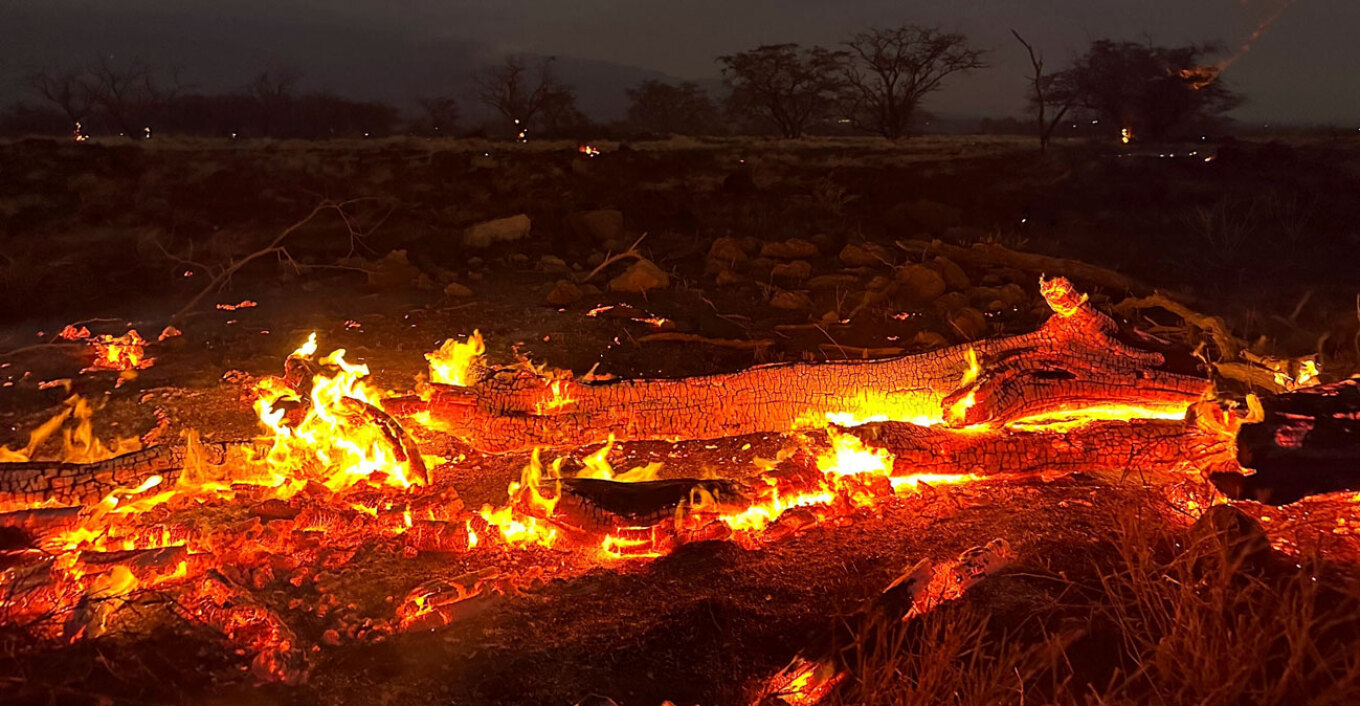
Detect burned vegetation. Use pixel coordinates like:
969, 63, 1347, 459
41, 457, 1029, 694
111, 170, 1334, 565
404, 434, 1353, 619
1, 136, 1360, 706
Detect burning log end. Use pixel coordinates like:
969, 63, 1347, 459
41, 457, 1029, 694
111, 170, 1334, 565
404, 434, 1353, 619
338, 396, 429, 486
1217, 377, 1360, 504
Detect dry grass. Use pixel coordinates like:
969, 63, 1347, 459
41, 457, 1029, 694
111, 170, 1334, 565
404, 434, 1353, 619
832, 506, 1360, 706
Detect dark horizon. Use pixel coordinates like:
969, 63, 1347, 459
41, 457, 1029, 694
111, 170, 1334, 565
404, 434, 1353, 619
2, 0, 1356, 126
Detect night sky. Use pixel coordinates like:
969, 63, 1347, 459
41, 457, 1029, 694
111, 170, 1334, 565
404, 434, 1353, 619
2, 0, 1355, 124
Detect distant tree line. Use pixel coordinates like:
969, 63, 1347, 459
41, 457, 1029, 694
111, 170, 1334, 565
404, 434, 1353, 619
3, 29, 1244, 146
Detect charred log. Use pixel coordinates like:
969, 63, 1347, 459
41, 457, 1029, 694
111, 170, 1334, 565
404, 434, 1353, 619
1213, 376, 1360, 504
0, 441, 239, 508
850, 418, 1239, 479
389, 278, 1209, 453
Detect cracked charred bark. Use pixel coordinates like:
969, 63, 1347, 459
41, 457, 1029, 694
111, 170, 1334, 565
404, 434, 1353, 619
388, 278, 1209, 453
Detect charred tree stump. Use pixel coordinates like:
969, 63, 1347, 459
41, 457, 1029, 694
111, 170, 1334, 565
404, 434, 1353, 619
1213, 376, 1360, 504
388, 278, 1209, 453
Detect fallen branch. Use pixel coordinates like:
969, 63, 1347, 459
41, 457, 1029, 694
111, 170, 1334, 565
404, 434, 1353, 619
170, 199, 374, 323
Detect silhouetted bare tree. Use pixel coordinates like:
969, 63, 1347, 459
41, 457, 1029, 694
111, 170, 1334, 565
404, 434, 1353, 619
840, 25, 985, 139
719, 44, 844, 138
417, 96, 460, 136
87, 56, 178, 138
474, 56, 568, 137
26, 68, 94, 127
625, 80, 721, 135
1011, 30, 1075, 154
1052, 40, 1242, 142
246, 66, 298, 137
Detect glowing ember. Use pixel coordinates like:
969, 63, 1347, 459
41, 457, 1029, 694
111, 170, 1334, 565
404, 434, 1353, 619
87, 330, 153, 372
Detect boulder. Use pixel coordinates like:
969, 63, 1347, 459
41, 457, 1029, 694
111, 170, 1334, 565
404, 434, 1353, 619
707, 236, 748, 264
930, 256, 970, 290
771, 260, 812, 282
715, 269, 746, 286
895, 264, 947, 303
808, 274, 861, 290
609, 259, 670, 293
463, 214, 531, 248
545, 280, 583, 306
536, 255, 571, 274
769, 290, 813, 311
443, 281, 474, 298
839, 243, 889, 267
760, 238, 819, 259
948, 307, 989, 341
566, 209, 625, 243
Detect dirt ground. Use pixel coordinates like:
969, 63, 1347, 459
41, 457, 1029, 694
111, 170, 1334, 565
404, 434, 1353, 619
1, 135, 1359, 705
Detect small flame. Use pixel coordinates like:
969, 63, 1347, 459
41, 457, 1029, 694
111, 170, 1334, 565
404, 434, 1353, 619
426, 331, 485, 387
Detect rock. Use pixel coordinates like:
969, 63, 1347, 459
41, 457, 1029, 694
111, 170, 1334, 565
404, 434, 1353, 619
545, 280, 583, 306
536, 255, 571, 274
760, 238, 819, 259
808, 274, 861, 290
897, 200, 965, 233
342, 250, 431, 291
462, 214, 531, 248
467, 256, 485, 269
443, 281, 474, 298
715, 269, 746, 286
771, 260, 812, 282
707, 237, 748, 264
566, 209, 625, 243
508, 253, 529, 265
930, 256, 970, 290
998, 283, 1029, 308
809, 233, 837, 254
769, 290, 813, 311
608, 259, 669, 293
935, 291, 970, 313
586, 251, 606, 268
895, 264, 947, 303
947, 307, 989, 341
839, 243, 889, 267
738, 236, 760, 255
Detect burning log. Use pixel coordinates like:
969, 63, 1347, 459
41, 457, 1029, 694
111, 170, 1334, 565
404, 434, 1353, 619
848, 418, 1239, 479
0, 441, 238, 508
1213, 376, 1360, 504
0, 505, 84, 540
390, 278, 1209, 453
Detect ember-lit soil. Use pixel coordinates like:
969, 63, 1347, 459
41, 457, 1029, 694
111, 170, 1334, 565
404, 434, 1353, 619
2, 136, 1359, 705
